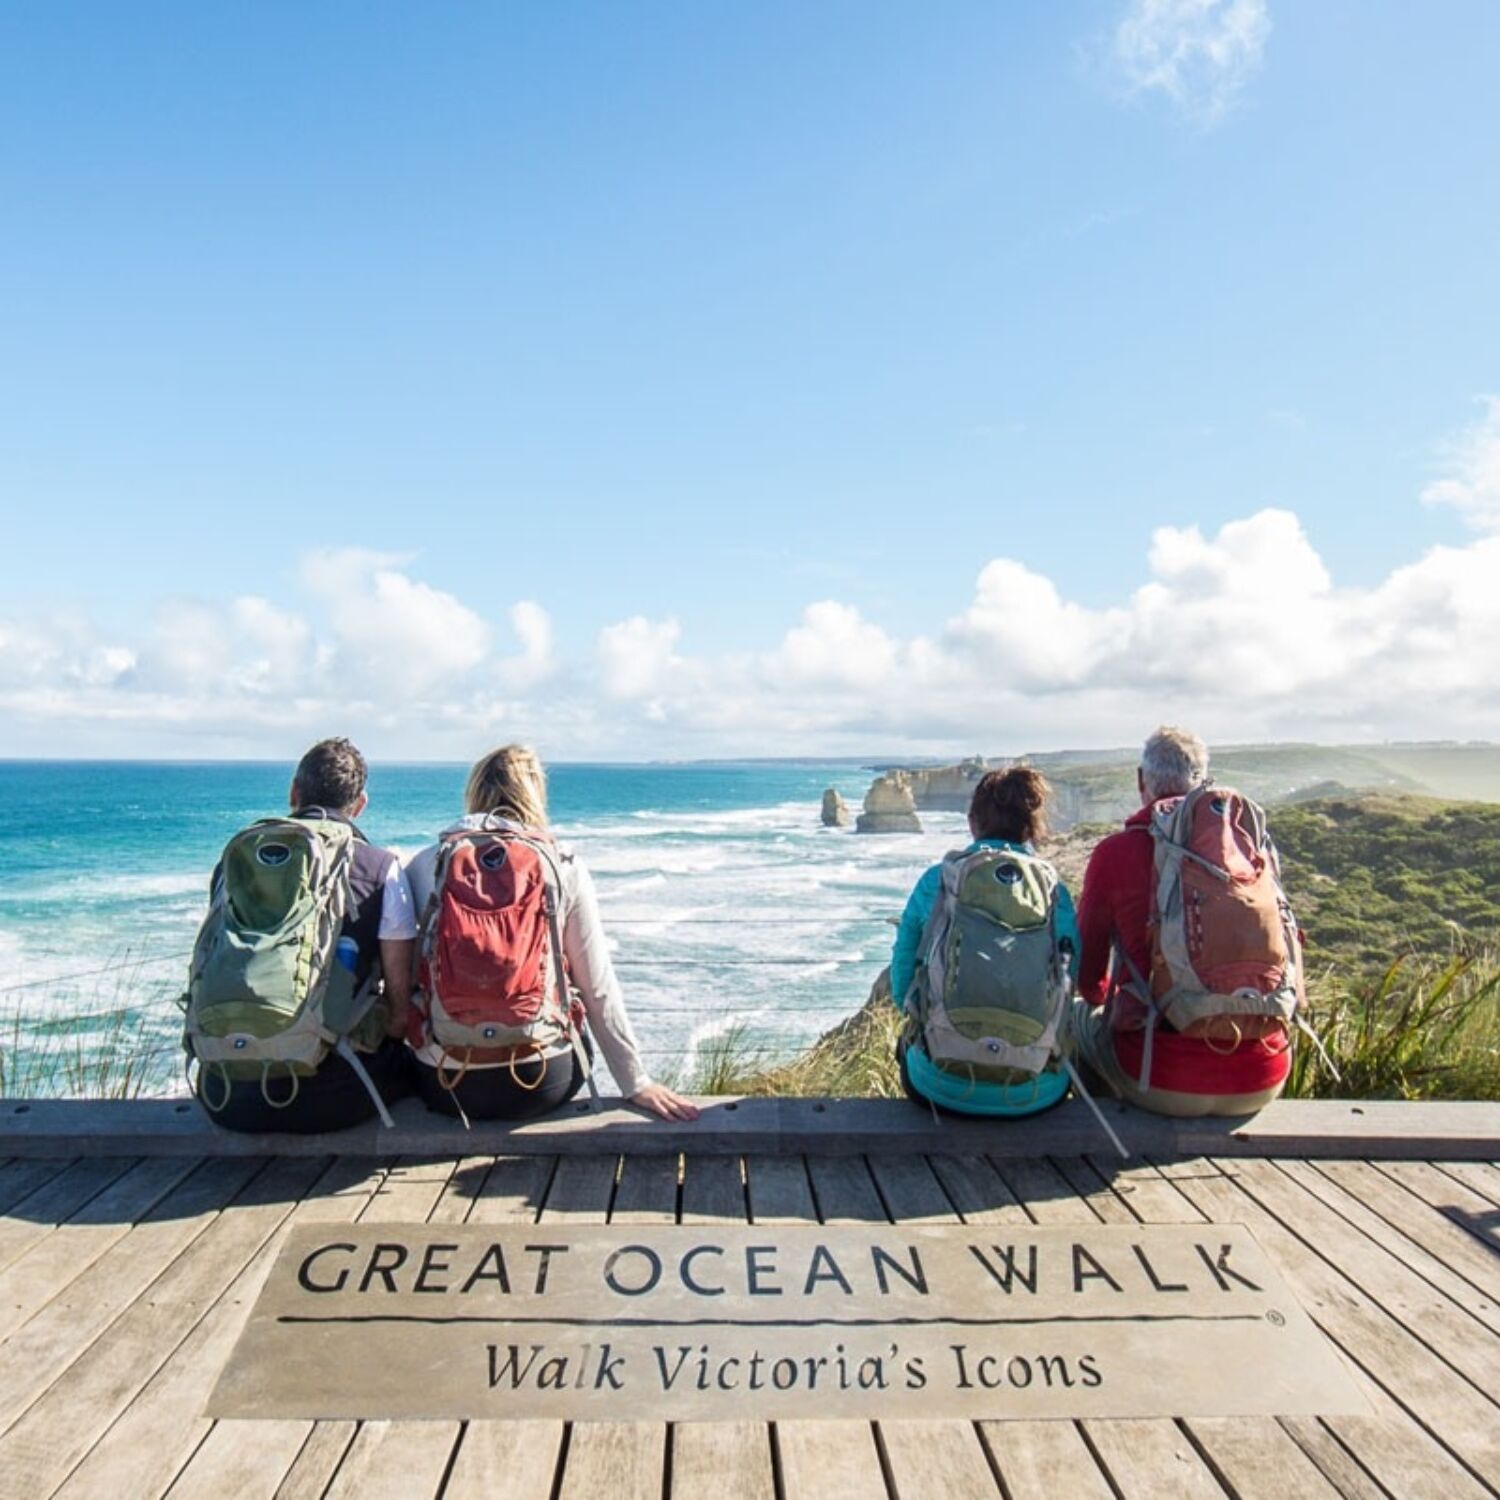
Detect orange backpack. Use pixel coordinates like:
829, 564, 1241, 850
1126, 785, 1305, 1086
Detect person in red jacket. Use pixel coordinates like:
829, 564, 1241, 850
1074, 726, 1291, 1116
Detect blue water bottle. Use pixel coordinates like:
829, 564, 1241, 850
336, 936, 359, 973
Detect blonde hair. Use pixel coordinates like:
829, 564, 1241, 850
464, 745, 549, 830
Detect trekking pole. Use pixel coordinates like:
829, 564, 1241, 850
1061, 1057, 1129, 1161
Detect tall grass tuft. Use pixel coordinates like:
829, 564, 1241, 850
0, 1005, 178, 1100
688, 970, 906, 1098
1288, 952, 1500, 1101
0, 953, 183, 1100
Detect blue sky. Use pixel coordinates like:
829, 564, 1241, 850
2, 1, 1499, 758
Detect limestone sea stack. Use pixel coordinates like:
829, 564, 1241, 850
855, 771, 922, 834
820, 788, 850, 827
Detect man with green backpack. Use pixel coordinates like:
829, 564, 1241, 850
182, 738, 416, 1132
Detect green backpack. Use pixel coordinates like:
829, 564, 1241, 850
907, 845, 1129, 1156
183, 817, 392, 1122
907, 846, 1070, 1085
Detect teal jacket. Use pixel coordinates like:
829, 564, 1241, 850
892, 839, 1080, 1118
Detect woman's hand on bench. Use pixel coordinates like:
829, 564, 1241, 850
631, 1083, 701, 1121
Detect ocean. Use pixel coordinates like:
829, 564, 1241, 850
0, 760, 970, 1096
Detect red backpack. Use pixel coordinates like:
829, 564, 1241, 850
1122, 785, 1309, 1087
412, 821, 593, 1097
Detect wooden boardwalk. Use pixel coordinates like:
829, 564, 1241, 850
0, 1122, 1497, 1497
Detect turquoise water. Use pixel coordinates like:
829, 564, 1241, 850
0, 761, 969, 1094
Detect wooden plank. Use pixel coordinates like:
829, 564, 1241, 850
925, 1155, 1029, 1226
1371, 1160, 1500, 1261
878, 1418, 1000, 1499
539, 1155, 619, 1222
75, 1158, 388, 1500
0, 1155, 326, 1499
556, 1150, 679, 1499
612, 1153, 679, 1223
1165, 1157, 1500, 1497
867, 1156, 961, 1225
444, 1421, 564, 1500
744, 1156, 816, 1224
471, 1155, 556, 1223
270, 1422, 356, 1500
1084, 1420, 1228, 1498
0, 1158, 75, 1216
1227, 1156, 1500, 1396
669, 1421, 775, 1500
426, 1155, 502, 1226
775, 1419, 887, 1500
556, 1422, 665, 1500
0, 1156, 135, 1274
322, 1420, 460, 1500
990, 1157, 1099, 1225
362, 1155, 457, 1219
314, 1159, 482, 1500
1273, 1418, 1389, 1500
0, 1156, 267, 1434
1184, 1417, 1344, 1499
1429, 1160, 1500, 1207
805, 1155, 886, 1223
1288, 1160, 1500, 1327
979, 1419, 1114, 1499
0, 1156, 196, 1344
680, 1155, 746, 1224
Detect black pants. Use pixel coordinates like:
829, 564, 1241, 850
196, 1037, 411, 1135
414, 1033, 594, 1122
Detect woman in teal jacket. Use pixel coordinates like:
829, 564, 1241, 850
891, 766, 1078, 1117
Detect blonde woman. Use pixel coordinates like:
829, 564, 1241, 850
403, 746, 699, 1123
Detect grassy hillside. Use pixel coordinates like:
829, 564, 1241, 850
1272, 795, 1500, 969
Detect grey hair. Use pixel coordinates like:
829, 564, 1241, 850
1140, 725, 1209, 801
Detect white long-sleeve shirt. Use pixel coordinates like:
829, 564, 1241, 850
403, 816, 651, 1097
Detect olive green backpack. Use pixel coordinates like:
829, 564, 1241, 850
182, 817, 392, 1123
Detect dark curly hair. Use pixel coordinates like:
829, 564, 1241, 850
292, 737, 368, 812
968, 766, 1050, 845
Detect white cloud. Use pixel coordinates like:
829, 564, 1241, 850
299, 547, 490, 695
772, 602, 898, 690
1422, 396, 1500, 533
6, 404, 1500, 757
498, 600, 556, 690
1112, 0, 1271, 125
596, 616, 685, 701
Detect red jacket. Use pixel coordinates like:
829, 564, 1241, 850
1076, 804, 1291, 1095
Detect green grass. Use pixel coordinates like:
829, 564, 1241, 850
1286, 953, 1500, 1102
687, 971, 905, 1099
0, 956, 182, 1100
0, 1005, 175, 1099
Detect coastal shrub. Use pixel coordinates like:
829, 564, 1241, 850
1286, 953, 1500, 1102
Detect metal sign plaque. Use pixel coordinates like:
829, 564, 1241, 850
210, 1222, 1367, 1422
